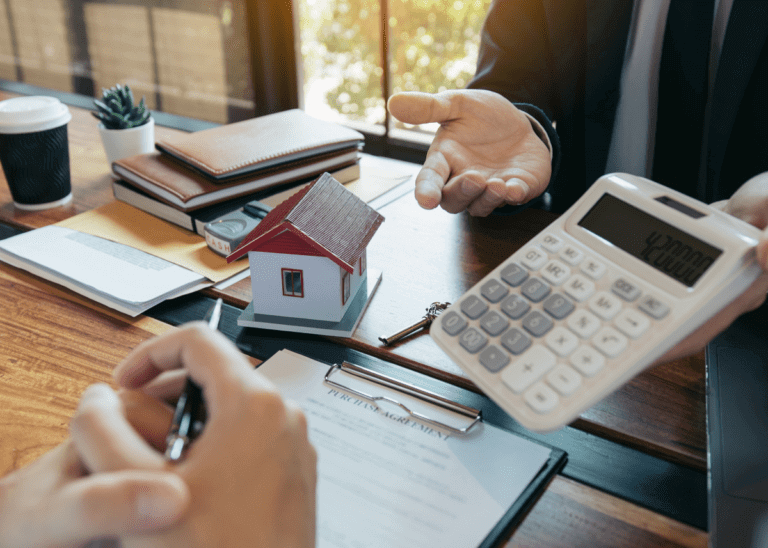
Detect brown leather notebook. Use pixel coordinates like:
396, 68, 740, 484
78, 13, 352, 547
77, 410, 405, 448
154, 109, 365, 180
112, 149, 361, 211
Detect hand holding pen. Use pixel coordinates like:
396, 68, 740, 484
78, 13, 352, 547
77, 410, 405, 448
108, 299, 317, 547
165, 297, 222, 461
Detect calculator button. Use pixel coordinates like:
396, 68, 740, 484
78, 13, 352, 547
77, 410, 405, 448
545, 327, 579, 357
460, 295, 489, 319
524, 382, 560, 414
559, 245, 584, 265
520, 246, 548, 270
567, 309, 601, 339
543, 293, 575, 319
588, 291, 622, 320
592, 326, 628, 358
612, 278, 641, 301
458, 328, 488, 354
563, 274, 595, 302
479, 310, 509, 336
440, 311, 467, 336
540, 260, 571, 285
500, 294, 530, 319
500, 328, 532, 355
500, 262, 529, 287
540, 233, 564, 252
638, 295, 670, 319
479, 345, 510, 373
501, 345, 556, 393
580, 257, 606, 280
570, 345, 606, 377
547, 364, 582, 396
614, 308, 650, 339
522, 310, 554, 337
480, 278, 509, 303
520, 277, 551, 302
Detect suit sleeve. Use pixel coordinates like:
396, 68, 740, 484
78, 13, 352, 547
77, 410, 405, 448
467, 0, 562, 189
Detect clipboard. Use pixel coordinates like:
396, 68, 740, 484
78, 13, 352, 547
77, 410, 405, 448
256, 349, 567, 548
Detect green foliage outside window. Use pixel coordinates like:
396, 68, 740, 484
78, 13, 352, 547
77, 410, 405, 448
299, 0, 491, 127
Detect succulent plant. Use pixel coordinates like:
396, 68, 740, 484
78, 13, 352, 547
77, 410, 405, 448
92, 84, 151, 130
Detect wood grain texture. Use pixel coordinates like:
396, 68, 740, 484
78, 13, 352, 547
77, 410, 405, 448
0, 263, 173, 474
0, 93, 708, 471
504, 476, 707, 548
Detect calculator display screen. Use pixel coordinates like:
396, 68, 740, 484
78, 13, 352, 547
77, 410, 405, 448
578, 194, 722, 287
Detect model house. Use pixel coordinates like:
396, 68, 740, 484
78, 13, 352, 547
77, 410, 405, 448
227, 172, 384, 334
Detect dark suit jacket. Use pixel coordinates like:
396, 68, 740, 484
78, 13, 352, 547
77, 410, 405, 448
468, 0, 768, 212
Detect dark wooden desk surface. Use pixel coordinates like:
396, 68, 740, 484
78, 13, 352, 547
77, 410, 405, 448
0, 93, 708, 547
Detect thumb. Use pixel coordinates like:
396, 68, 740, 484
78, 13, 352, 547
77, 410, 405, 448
387, 91, 457, 125
50, 471, 189, 543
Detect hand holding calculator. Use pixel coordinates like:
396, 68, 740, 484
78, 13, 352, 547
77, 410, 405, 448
431, 173, 765, 432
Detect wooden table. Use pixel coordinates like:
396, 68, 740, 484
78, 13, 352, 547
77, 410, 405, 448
0, 92, 708, 547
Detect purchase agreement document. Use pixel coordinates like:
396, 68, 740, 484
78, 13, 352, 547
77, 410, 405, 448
258, 349, 556, 548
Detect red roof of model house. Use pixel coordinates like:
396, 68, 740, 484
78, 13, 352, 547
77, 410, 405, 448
226, 172, 385, 272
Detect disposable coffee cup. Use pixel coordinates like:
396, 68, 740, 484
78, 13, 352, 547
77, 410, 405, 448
0, 96, 73, 210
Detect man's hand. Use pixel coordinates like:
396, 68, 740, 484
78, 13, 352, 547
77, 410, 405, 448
656, 171, 768, 364
104, 323, 318, 548
0, 388, 190, 548
387, 89, 552, 216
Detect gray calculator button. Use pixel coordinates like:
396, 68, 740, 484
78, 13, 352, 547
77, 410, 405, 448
441, 311, 467, 335
520, 277, 551, 303
479, 345, 510, 372
500, 328, 532, 355
522, 310, 554, 337
612, 278, 641, 301
500, 294, 530, 319
479, 310, 509, 336
460, 295, 488, 319
458, 328, 488, 354
543, 293, 575, 319
638, 295, 670, 319
500, 262, 528, 287
480, 278, 509, 303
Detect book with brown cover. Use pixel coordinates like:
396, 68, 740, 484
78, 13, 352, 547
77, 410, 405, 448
112, 148, 361, 211
154, 109, 365, 180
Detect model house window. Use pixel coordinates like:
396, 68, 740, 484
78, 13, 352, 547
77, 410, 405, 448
358, 254, 366, 275
282, 268, 304, 297
342, 271, 350, 305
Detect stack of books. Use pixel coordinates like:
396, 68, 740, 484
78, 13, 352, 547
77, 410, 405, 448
111, 109, 365, 236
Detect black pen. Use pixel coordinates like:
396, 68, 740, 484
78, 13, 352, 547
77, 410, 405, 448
165, 298, 223, 461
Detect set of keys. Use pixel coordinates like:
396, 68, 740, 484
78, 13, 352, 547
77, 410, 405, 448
379, 302, 450, 346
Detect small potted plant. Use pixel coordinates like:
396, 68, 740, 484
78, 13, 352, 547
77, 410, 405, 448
93, 84, 154, 165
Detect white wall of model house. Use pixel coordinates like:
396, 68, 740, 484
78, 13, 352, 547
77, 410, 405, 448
248, 249, 366, 322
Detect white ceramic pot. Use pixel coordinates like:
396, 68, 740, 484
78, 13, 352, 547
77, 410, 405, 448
98, 116, 155, 166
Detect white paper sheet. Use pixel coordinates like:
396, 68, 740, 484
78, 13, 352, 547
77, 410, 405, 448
0, 226, 206, 316
257, 350, 553, 548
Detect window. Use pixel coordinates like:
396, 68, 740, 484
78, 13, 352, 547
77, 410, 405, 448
0, 0, 492, 160
358, 254, 366, 275
297, 0, 493, 159
282, 268, 304, 297
341, 270, 350, 305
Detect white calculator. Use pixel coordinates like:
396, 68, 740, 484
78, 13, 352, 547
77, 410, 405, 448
431, 173, 765, 432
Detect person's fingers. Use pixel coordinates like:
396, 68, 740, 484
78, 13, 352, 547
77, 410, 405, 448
119, 389, 176, 452
48, 470, 189, 543
141, 369, 190, 402
756, 231, 768, 273
440, 171, 487, 214
70, 384, 166, 472
414, 150, 451, 209
387, 91, 457, 125
466, 178, 509, 217
113, 323, 273, 415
